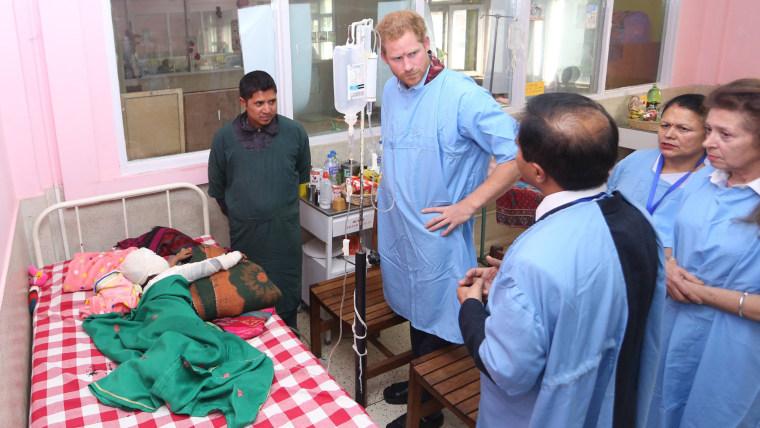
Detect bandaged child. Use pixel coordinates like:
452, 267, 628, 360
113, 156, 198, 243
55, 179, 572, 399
80, 247, 241, 318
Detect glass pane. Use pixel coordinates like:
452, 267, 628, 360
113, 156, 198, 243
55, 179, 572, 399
427, 0, 513, 106
430, 11, 446, 59
527, 0, 600, 97
605, 1, 666, 89
450, 9, 468, 70
288, 0, 411, 136
111, 0, 244, 161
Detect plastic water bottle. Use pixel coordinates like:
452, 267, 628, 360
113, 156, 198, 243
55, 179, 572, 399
324, 153, 338, 186
331, 151, 342, 184
646, 83, 662, 114
319, 171, 332, 209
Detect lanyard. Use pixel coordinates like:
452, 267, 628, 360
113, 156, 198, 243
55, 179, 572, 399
646, 153, 707, 214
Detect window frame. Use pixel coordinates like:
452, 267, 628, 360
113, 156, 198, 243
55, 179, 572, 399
501, 0, 680, 115
105, 0, 681, 174
438, 3, 487, 75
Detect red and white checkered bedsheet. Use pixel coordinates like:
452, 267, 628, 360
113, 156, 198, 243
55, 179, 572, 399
29, 236, 377, 428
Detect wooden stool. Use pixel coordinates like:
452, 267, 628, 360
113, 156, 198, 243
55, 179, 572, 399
407, 344, 480, 428
309, 267, 413, 403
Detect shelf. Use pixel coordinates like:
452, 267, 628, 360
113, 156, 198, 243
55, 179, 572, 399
300, 197, 374, 303
305, 254, 356, 274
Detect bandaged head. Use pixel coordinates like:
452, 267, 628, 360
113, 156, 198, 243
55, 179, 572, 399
121, 248, 170, 285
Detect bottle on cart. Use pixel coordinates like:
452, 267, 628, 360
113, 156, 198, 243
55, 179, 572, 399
330, 151, 343, 184
319, 171, 333, 209
324, 153, 339, 186
646, 83, 662, 116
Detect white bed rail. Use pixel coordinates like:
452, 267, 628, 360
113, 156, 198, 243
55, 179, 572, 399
32, 182, 210, 267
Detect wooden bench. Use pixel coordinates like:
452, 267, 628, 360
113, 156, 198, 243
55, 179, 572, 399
309, 267, 413, 403
407, 344, 480, 428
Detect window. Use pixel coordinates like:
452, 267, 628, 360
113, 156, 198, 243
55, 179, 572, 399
110, 0, 244, 162
424, 0, 671, 106
286, 0, 411, 137
429, 4, 486, 74
526, 0, 603, 97
605, 2, 666, 89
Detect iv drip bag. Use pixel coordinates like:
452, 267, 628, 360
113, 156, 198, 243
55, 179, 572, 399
333, 44, 366, 116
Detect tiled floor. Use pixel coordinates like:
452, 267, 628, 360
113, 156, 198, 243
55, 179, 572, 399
295, 307, 469, 428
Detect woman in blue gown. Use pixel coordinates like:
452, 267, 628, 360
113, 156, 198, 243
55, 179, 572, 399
648, 78, 760, 427
608, 94, 713, 245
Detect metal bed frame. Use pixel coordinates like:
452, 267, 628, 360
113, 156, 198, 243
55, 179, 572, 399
32, 182, 210, 267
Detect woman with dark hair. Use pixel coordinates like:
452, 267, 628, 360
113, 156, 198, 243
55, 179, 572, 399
648, 78, 760, 427
608, 93, 713, 242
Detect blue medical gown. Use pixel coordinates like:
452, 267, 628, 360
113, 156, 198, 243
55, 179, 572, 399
377, 68, 518, 343
607, 149, 714, 245
478, 200, 665, 428
647, 178, 760, 427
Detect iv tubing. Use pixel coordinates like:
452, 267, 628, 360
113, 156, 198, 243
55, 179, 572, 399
366, 106, 394, 213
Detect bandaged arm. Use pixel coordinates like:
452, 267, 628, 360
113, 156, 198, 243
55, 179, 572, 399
144, 251, 243, 292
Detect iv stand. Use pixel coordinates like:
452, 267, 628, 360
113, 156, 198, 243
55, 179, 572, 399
355, 105, 368, 406
478, 13, 513, 266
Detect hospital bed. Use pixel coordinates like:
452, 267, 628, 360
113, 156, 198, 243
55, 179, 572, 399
28, 182, 375, 427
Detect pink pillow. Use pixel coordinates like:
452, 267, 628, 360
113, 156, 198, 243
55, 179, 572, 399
64, 248, 137, 292
211, 308, 273, 340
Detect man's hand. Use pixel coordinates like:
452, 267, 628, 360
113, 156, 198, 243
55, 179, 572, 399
666, 257, 705, 304
422, 200, 477, 236
459, 256, 501, 299
458, 276, 485, 304
422, 159, 519, 237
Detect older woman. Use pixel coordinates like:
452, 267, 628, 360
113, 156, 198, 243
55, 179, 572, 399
648, 78, 760, 427
608, 94, 713, 241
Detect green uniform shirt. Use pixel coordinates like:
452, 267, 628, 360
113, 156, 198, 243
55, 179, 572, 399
208, 114, 311, 320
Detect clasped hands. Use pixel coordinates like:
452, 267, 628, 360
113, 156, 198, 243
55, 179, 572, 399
666, 256, 705, 304
456, 254, 709, 305
457, 256, 502, 304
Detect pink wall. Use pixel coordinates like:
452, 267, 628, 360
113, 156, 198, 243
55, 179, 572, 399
37, 1, 208, 201
712, 1, 760, 83
1, 0, 58, 201
0, 0, 39, 307
0, 127, 17, 309
671, 0, 760, 86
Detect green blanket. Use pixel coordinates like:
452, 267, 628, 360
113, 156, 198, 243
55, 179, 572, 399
83, 274, 274, 428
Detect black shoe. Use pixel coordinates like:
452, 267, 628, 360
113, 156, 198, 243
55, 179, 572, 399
383, 381, 409, 405
386, 411, 444, 428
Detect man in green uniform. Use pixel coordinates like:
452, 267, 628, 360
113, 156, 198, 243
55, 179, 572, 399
208, 70, 311, 329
